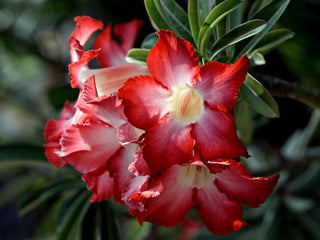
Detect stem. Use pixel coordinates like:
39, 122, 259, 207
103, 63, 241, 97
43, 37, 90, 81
256, 74, 320, 109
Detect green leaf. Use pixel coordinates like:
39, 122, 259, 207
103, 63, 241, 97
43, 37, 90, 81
123, 220, 152, 240
249, 28, 294, 56
99, 201, 121, 240
33, 198, 64, 239
154, 0, 194, 44
0, 173, 40, 210
0, 143, 76, 177
0, 143, 54, 169
188, 0, 201, 45
250, 52, 266, 66
18, 179, 85, 215
144, 0, 170, 30
198, 0, 244, 57
295, 213, 320, 240
235, 0, 290, 60
209, 19, 266, 60
141, 32, 158, 49
0, 143, 46, 161
234, 99, 254, 144
57, 190, 92, 240
240, 73, 279, 118
248, 0, 268, 19
126, 48, 149, 65
48, 86, 79, 109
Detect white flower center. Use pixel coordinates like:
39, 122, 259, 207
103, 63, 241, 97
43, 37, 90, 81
176, 164, 214, 188
167, 86, 204, 125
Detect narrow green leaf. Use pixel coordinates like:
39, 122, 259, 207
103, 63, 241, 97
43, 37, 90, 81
33, 198, 63, 239
234, 99, 254, 144
235, 0, 290, 60
18, 179, 85, 215
141, 32, 158, 49
144, 0, 170, 30
80, 203, 98, 240
199, 0, 215, 19
248, 0, 267, 19
154, 0, 194, 44
295, 213, 320, 240
188, 0, 201, 45
198, 0, 244, 57
249, 28, 294, 56
0, 173, 39, 210
57, 190, 91, 240
240, 73, 280, 118
250, 52, 266, 66
126, 48, 149, 65
99, 201, 121, 240
209, 19, 266, 60
0, 143, 46, 161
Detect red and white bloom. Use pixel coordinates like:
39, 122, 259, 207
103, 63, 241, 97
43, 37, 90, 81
45, 16, 148, 202
127, 156, 279, 235
118, 30, 250, 176
55, 77, 144, 203
68, 16, 149, 94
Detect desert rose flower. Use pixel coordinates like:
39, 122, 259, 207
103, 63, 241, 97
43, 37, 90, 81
68, 16, 149, 95
118, 30, 250, 176
126, 155, 279, 235
55, 77, 144, 203
45, 16, 147, 202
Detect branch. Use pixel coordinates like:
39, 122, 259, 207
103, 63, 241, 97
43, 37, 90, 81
255, 74, 320, 109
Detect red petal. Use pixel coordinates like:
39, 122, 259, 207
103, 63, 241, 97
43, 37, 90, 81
194, 184, 245, 235
118, 75, 169, 130
44, 101, 76, 168
122, 175, 149, 211
71, 16, 103, 48
44, 142, 67, 168
59, 118, 121, 174
44, 101, 75, 142
93, 24, 126, 67
192, 108, 249, 160
107, 144, 139, 204
114, 20, 143, 53
118, 122, 142, 144
82, 170, 114, 202
213, 160, 279, 207
147, 30, 200, 88
78, 77, 127, 127
195, 56, 250, 110
128, 150, 150, 176
130, 165, 194, 227
143, 115, 193, 176
68, 49, 100, 89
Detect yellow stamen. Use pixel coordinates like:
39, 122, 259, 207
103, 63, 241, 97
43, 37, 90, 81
167, 85, 204, 125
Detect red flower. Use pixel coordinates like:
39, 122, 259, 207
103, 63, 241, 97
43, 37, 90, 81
54, 77, 144, 203
127, 158, 279, 235
45, 16, 149, 202
68, 16, 149, 94
118, 30, 250, 176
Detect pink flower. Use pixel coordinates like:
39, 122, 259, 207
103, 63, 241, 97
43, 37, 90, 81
127, 157, 279, 235
45, 16, 148, 202
55, 77, 144, 203
118, 30, 250, 176
68, 16, 149, 94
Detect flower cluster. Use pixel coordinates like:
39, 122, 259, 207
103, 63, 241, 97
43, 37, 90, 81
44, 16, 279, 235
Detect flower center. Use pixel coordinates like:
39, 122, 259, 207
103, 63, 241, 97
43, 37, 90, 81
176, 164, 214, 188
167, 86, 204, 125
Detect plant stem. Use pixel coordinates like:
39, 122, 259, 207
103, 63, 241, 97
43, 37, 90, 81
256, 74, 320, 109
